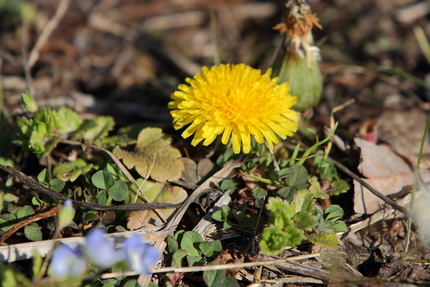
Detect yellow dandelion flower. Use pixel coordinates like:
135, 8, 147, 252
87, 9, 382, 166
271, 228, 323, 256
168, 64, 299, 154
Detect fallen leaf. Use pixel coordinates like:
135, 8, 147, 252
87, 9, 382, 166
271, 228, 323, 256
114, 127, 184, 182
378, 108, 430, 168
354, 138, 430, 214
127, 179, 187, 230
180, 158, 198, 184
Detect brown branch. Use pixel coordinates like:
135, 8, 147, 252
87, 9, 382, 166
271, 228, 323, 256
0, 164, 182, 211
0, 206, 60, 244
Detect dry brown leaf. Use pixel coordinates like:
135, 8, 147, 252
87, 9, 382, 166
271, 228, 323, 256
354, 138, 430, 214
378, 108, 430, 169
127, 181, 187, 230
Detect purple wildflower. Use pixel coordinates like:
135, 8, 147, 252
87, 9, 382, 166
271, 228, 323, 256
121, 234, 160, 274
85, 228, 122, 268
49, 244, 87, 278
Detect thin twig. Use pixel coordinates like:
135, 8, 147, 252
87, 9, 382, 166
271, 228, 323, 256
265, 141, 280, 172
27, 0, 71, 70
21, 20, 35, 97
0, 164, 181, 211
101, 253, 323, 279
0, 206, 60, 244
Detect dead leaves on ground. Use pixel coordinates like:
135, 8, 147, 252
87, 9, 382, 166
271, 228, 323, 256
114, 127, 184, 183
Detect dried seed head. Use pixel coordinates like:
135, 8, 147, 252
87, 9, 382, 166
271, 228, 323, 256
274, 0, 322, 40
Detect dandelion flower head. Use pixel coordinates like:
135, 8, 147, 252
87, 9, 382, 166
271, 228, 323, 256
168, 64, 299, 153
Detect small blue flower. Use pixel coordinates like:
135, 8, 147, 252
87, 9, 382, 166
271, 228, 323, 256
85, 228, 122, 268
121, 234, 160, 274
49, 244, 87, 278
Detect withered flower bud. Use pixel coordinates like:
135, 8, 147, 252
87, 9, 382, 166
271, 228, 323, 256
272, 0, 323, 111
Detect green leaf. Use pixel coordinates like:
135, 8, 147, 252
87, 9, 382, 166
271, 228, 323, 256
174, 230, 185, 243
56, 107, 83, 134
114, 128, 184, 182
219, 178, 237, 191
329, 179, 350, 195
186, 255, 205, 266
282, 164, 308, 189
325, 205, 344, 221
16, 107, 65, 157
49, 178, 65, 192
259, 226, 289, 255
266, 197, 294, 222
332, 221, 348, 232
291, 189, 315, 214
277, 186, 293, 199
3, 193, 15, 203
92, 170, 115, 189
100, 279, 118, 286
111, 264, 130, 281
123, 280, 140, 287
172, 249, 187, 268
101, 135, 136, 148
223, 219, 232, 229
97, 190, 108, 205
166, 234, 178, 254
203, 260, 226, 287
37, 168, 50, 184
222, 276, 240, 287
82, 116, 115, 142
212, 210, 224, 222
253, 187, 267, 199
180, 231, 203, 257
16, 205, 35, 219
231, 205, 246, 223
318, 159, 337, 180
212, 205, 233, 228
260, 196, 306, 254
24, 225, 42, 241
0, 264, 32, 287
108, 180, 129, 201
32, 249, 43, 278
21, 92, 38, 113
220, 205, 230, 218
84, 210, 99, 224
199, 240, 222, 258
53, 158, 93, 182
31, 196, 44, 206
294, 211, 318, 231
306, 232, 338, 248
0, 214, 17, 231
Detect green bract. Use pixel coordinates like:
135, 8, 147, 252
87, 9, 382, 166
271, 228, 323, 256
272, 50, 322, 112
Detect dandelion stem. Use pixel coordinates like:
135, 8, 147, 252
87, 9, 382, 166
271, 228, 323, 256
265, 142, 280, 172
